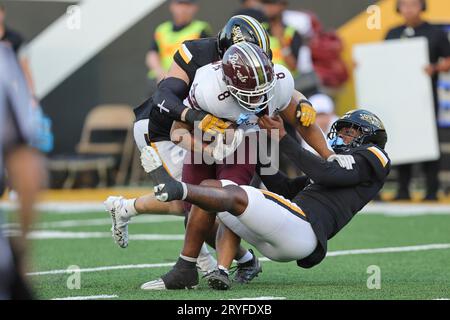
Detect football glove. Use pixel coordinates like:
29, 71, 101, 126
327, 154, 356, 170
208, 128, 245, 161
296, 99, 316, 127
185, 109, 234, 136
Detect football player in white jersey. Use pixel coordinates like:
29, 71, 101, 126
138, 42, 355, 290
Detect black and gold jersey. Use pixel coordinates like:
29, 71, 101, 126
173, 37, 220, 84
264, 135, 391, 269
141, 37, 220, 143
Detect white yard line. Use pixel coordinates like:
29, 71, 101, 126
27, 243, 450, 276
2, 230, 184, 240
36, 216, 183, 228
362, 203, 450, 216
0, 202, 105, 213
229, 296, 286, 300
52, 294, 118, 300
28, 262, 175, 276
2, 215, 183, 230
325, 243, 450, 256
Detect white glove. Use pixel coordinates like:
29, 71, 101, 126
211, 128, 244, 161
327, 154, 355, 170
140, 146, 163, 173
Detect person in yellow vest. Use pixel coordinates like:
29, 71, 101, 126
260, 0, 302, 73
145, 0, 211, 88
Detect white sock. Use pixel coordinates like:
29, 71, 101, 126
237, 251, 253, 264
180, 182, 188, 200
123, 198, 138, 219
180, 254, 197, 263
199, 243, 211, 257
218, 265, 229, 275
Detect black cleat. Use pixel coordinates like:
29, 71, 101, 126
141, 258, 198, 290
231, 249, 262, 284
204, 268, 231, 290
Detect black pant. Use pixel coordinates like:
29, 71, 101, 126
396, 159, 440, 198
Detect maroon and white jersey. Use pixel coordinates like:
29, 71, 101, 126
184, 62, 294, 133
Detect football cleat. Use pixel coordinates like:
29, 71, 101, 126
231, 249, 262, 284
141, 261, 199, 290
203, 268, 231, 291
104, 196, 130, 248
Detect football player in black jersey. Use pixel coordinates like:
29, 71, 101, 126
105, 15, 338, 284
139, 109, 390, 290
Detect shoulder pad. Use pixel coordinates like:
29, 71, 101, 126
182, 38, 217, 61
273, 64, 295, 111
354, 144, 390, 180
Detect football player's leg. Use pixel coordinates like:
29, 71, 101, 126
105, 140, 186, 248
141, 196, 218, 290
181, 157, 220, 272
215, 143, 261, 285
205, 222, 240, 290
139, 175, 248, 290
218, 185, 318, 262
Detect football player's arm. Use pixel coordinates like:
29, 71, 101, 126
259, 115, 367, 186
170, 120, 205, 154
279, 134, 369, 186
280, 90, 333, 159
257, 166, 309, 199
152, 44, 232, 135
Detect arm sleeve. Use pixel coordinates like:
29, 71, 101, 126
151, 77, 190, 121
258, 168, 309, 200
279, 134, 370, 187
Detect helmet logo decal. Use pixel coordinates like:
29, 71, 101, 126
236, 70, 248, 83
232, 26, 245, 44
228, 52, 248, 83
228, 53, 240, 66
360, 113, 384, 129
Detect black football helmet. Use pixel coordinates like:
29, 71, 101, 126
217, 15, 272, 59
327, 109, 388, 152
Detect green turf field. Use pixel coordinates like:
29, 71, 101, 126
19, 210, 450, 300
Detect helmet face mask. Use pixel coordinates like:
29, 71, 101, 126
327, 109, 387, 152
222, 42, 276, 113
328, 121, 367, 152
227, 76, 276, 112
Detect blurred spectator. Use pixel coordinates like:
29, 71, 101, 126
282, 8, 314, 39
0, 3, 35, 96
145, 0, 212, 92
0, 43, 46, 300
306, 11, 348, 91
260, 0, 301, 73
261, 0, 319, 96
302, 93, 338, 154
233, 0, 268, 24
386, 0, 450, 201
